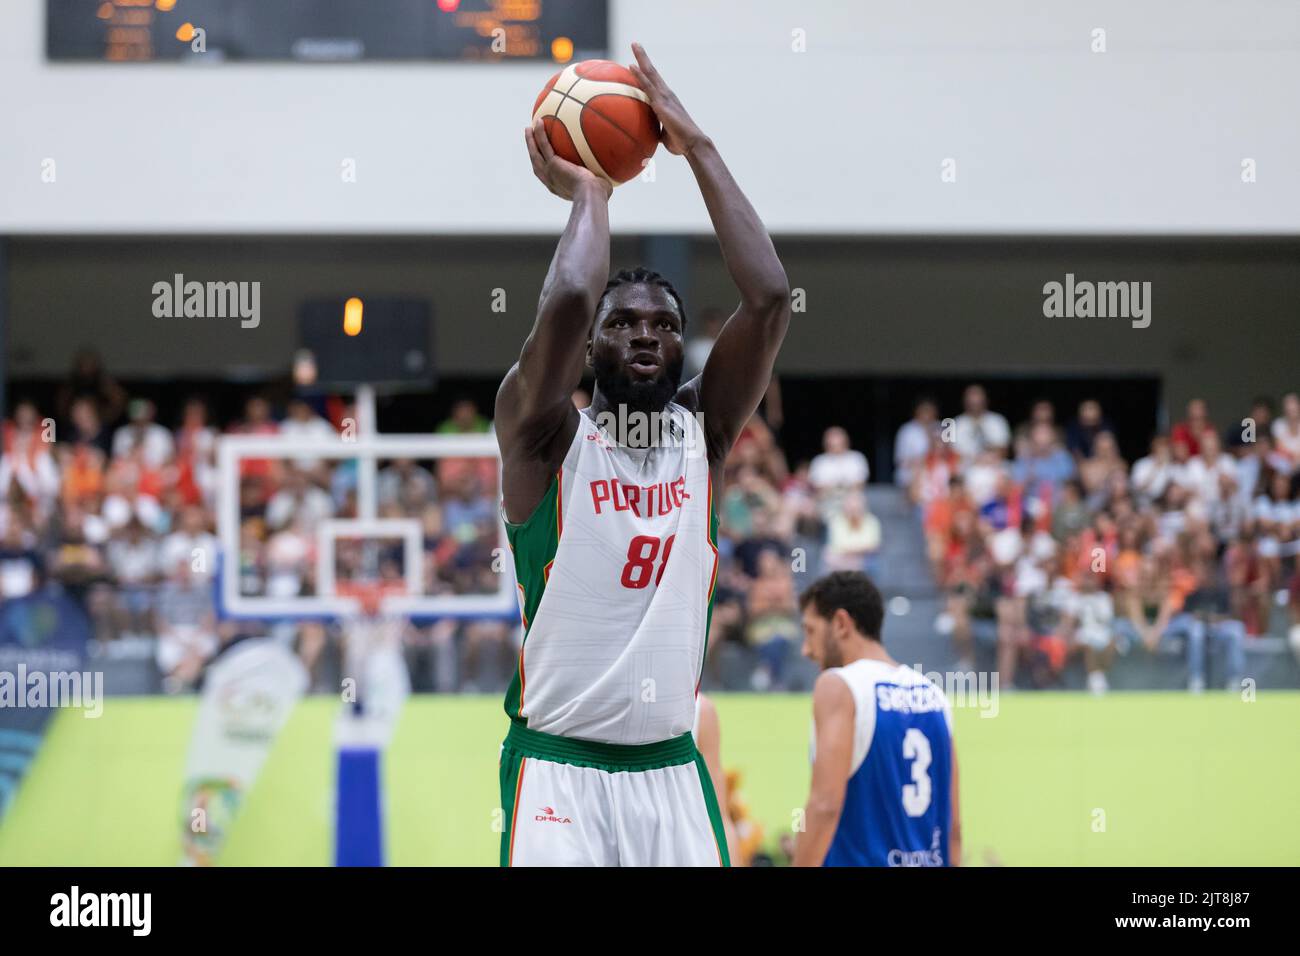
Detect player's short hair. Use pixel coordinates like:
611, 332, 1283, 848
799, 571, 884, 642
594, 267, 687, 331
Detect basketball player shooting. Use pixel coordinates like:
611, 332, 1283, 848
494, 43, 790, 867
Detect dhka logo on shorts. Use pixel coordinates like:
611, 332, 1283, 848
535, 806, 573, 824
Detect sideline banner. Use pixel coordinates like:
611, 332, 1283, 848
0, 588, 93, 821
179, 637, 307, 866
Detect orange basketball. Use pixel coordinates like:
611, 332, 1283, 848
532, 59, 661, 187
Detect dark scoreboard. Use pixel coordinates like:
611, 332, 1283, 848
48, 0, 608, 63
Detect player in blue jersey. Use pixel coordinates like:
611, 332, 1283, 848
792, 571, 963, 867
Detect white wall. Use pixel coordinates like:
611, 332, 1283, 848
2, 0, 1297, 235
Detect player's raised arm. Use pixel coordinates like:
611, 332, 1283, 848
496, 120, 613, 522
629, 43, 791, 462
792, 671, 855, 866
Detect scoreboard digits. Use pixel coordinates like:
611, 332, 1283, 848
47, 0, 608, 63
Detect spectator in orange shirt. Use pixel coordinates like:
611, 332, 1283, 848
1139, 538, 1245, 692
174, 398, 218, 507
59, 444, 105, 510
924, 475, 972, 577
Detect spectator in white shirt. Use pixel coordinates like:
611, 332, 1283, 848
0, 401, 61, 518
963, 448, 1008, 508
1251, 470, 1296, 564
107, 516, 160, 635
1131, 435, 1175, 506
1236, 434, 1292, 506
280, 398, 338, 470
154, 560, 218, 693
809, 426, 869, 518
1253, 470, 1296, 527
266, 468, 335, 533
0, 520, 42, 600
1060, 571, 1116, 694
823, 492, 883, 575
160, 505, 220, 579
1181, 430, 1239, 506
893, 397, 938, 489
1272, 392, 1300, 465
1155, 483, 1191, 544
953, 384, 1011, 463
1014, 399, 1064, 459
111, 398, 175, 469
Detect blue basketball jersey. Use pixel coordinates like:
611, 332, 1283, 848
814, 660, 954, 867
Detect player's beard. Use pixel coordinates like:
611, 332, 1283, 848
592, 351, 683, 417
820, 637, 844, 670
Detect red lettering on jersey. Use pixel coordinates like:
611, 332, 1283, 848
590, 480, 610, 515
589, 474, 692, 518
611, 480, 630, 512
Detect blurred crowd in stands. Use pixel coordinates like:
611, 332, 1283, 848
0, 350, 506, 693
3, 348, 1296, 696
900, 385, 1300, 692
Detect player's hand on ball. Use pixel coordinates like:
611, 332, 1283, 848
628, 42, 706, 156
525, 118, 612, 201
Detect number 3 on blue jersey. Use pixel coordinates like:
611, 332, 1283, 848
902, 727, 932, 817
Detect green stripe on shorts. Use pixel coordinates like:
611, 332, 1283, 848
499, 748, 525, 867
692, 748, 732, 867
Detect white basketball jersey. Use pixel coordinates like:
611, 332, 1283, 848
812, 661, 953, 775
504, 403, 717, 745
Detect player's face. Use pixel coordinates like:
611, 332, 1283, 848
589, 283, 685, 414
801, 606, 843, 670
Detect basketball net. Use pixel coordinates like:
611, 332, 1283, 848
337, 579, 404, 617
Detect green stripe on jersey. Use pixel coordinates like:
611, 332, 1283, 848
502, 474, 561, 723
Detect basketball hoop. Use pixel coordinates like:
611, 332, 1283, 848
336, 579, 408, 619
